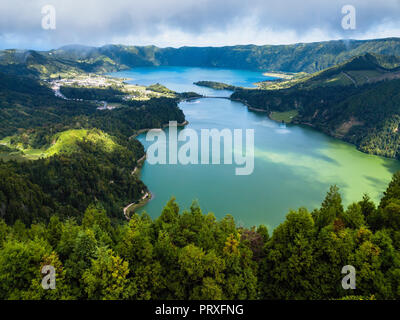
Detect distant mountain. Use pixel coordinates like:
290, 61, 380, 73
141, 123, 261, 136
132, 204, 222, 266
256, 52, 400, 90
55, 37, 400, 72
0, 47, 119, 78
303, 52, 400, 85
1, 39, 400, 159
2, 38, 400, 77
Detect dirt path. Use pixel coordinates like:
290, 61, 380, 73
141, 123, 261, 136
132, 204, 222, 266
123, 154, 149, 220
123, 192, 151, 220
342, 72, 357, 87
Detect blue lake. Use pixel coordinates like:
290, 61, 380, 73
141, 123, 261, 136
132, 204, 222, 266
111, 67, 400, 229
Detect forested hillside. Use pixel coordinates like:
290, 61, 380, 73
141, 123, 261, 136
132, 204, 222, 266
1, 173, 400, 300
0, 67, 186, 225
0, 72, 96, 138
0, 129, 147, 225
2, 38, 400, 78
232, 53, 400, 159
1, 39, 400, 301
0, 70, 185, 140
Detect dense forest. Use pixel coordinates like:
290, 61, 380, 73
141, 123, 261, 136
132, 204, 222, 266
1, 173, 400, 299
1, 39, 400, 300
59, 86, 125, 101
2, 38, 400, 79
0, 71, 185, 141
0, 68, 185, 225
0, 129, 147, 225
194, 81, 237, 91
0, 72, 96, 138
232, 54, 400, 159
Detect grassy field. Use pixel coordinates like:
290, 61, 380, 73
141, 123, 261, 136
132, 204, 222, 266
0, 150, 26, 162
269, 110, 299, 123
346, 70, 383, 85
0, 129, 118, 161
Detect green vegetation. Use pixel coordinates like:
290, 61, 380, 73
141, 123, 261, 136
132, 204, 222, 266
3, 38, 400, 79
0, 48, 121, 78
269, 110, 298, 123
58, 78, 197, 103
68, 38, 400, 73
0, 128, 147, 225
0, 71, 97, 139
0, 144, 25, 161
147, 83, 175, 95
2, 39, 400, 300
1, 173, 400, 299
256, 53, 400, 90
0, 65, 186, 227
60, 86, 124, 101
232, 53, 400, 159
262, 72, 307, 79
178, 92, 203, 100
0, 69, 185, 142
194, 81, 237, 91
1, 129, 119, 160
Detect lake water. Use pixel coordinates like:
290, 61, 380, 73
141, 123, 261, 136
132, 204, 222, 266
111, 67, 400, 229
110, 66, 271, 97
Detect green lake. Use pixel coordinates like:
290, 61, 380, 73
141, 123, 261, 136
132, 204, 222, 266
110, 67, 400, 229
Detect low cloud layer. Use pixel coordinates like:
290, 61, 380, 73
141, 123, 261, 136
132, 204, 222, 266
1, 0, 400, 50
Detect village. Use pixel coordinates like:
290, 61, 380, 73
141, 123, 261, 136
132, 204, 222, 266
47, 73, 175, 109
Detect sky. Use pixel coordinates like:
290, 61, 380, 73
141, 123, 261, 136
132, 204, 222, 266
0, 0, 400, 50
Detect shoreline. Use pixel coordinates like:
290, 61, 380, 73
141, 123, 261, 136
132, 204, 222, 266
230, 98, 269, 113
289, 120, 400, 161
132, 154, 147, 175
231, 98, 385, 159
123, 153, 152, 220
129, 120, 189, 140
262, 72, 296, 79
122, 96, 275, 221
121, 91, 400, 221
191, 96, 396, 162
124, 119, 189, 220
123, 191, 153, 220
180, 96, 203, 102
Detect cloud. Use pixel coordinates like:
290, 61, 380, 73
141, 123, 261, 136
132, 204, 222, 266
0, 0, 400, 49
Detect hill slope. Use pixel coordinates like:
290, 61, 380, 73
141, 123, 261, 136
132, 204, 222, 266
2, 38, 400, 77
231, 53, 400, 159
0, 128, 147, 224
256, 53, 400, 90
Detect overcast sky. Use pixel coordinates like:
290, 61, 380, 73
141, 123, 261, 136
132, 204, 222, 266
1, 0, 400, 50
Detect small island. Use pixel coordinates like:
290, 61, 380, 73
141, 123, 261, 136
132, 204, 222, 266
194, 80, 237, 91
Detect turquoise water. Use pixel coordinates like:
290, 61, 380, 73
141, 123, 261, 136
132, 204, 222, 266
109, 66, 272, 97
111, 67, 400, 230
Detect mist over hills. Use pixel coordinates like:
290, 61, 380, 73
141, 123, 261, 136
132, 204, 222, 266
1, 36, 400, 160
2, 37, 400, 77
2, 34, 400, 301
